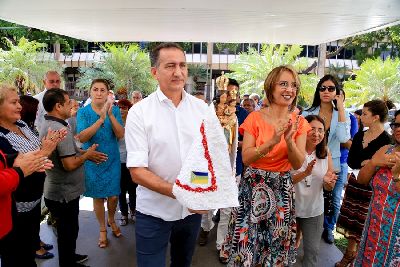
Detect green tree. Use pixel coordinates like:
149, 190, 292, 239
343, 57, 400, 106
0, 19, 87, 54
215, 43, 240, 54
76, 43, 156, 96
227, 44, 318, 106
0, 37, 62, 94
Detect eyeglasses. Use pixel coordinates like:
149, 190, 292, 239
118, 106, 129, 110
277, 81, 298, 90
319, 86, 336, 92
309, 128, 325, 135
390, 122, 400, 130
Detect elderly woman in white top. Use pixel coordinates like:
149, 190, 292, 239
302, 74, 350, 244
292, 115, 337, 267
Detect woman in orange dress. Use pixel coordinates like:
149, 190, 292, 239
220, 65, 309, 266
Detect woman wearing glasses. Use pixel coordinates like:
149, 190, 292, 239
292, 115, 337, 267
352, 109, 400, 266
335, 100, 391, 266
220, 65, 310, 266
302, 75, 350, 244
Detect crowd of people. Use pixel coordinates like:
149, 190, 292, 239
0, 42, 400, 267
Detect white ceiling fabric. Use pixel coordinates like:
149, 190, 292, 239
0, 0, 399, 44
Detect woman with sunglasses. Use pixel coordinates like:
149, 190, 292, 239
335, 99, 392, 266
351, 109, 400, 266
302, 75, 351, 244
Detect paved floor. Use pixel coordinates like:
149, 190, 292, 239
12, 197, 343, 267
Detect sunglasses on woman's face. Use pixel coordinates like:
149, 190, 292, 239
390, 122, 400, 130
318, 86, 336, 92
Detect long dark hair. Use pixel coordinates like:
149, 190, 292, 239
305, 115, 328, 159
306, 74, 341, 112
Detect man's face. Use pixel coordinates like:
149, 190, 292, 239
60, 94, 72, 119
43, 73, 61, 89
132, 92, 142, 104
151, 48, 188, 94
242, 99, 255, 113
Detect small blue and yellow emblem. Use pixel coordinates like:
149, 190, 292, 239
191, 171, 209, 185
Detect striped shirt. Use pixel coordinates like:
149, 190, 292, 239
0, 120, 44, 212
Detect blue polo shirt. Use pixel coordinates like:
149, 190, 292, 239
236, 105, 248, 176
340, 113, 358, 164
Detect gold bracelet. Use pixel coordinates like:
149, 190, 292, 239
255, 146, 266, 159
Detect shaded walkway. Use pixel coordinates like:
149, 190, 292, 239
29, 197, 342, 267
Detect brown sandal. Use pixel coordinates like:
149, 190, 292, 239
107, 220, 122, 238
98, 229, 108, 248
335, 250, 356, 267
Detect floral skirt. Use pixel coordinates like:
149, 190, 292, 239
220, 167, 296, 267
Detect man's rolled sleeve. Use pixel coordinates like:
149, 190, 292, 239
125, 106, 149, 168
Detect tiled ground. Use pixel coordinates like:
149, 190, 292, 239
6, 197, 343, 267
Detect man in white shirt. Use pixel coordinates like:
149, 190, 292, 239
34, 71, 62, 132
125, 43, 208, 267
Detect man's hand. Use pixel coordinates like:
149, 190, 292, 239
41, 128, 68, 156
188, 209, 209, 214
85, 144, 108, 164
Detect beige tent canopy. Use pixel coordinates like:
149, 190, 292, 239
0, 0, 399, 44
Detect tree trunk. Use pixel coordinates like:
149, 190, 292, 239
317, 43, 327, 77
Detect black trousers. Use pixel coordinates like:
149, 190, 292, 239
44, 197, 80, 267
0, 203, 41, 267
119, 163, 138, 216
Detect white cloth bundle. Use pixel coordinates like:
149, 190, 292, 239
173, 104, 239, 210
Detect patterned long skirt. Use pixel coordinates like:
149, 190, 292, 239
220, 167, 296, 267
336, 173, 372, 242
354, 164, 400, 266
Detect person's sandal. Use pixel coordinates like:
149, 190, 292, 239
335, 250, 356, 267
108, 220, 122, 238
98, 229, 108, 248
119, 216, 128, 226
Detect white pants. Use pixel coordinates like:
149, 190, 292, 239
200, 174, 240, 249
200, 210, 215, 232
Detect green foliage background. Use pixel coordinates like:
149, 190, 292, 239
0, 37, 62, 94
76, 43, 156, 96
227, 44, 319, 107
344, 57, 400, 106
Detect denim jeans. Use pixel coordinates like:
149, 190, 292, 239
324, 162, 348, 231
135, 211, 202, 267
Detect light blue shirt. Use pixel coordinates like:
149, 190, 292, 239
302, 107, 350, 172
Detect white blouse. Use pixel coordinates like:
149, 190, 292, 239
292, 150, 328, 218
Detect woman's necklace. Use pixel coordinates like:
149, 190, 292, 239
362, 128, 381, 147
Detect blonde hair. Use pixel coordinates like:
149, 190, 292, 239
0, 84, 18, 105
263, 65, 300, 111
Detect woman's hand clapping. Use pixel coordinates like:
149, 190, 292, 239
323, 171, 337, 191
13, 150, 53, 177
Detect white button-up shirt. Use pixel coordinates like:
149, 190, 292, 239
125, 88, 208, 221
33, 88, 48, 132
